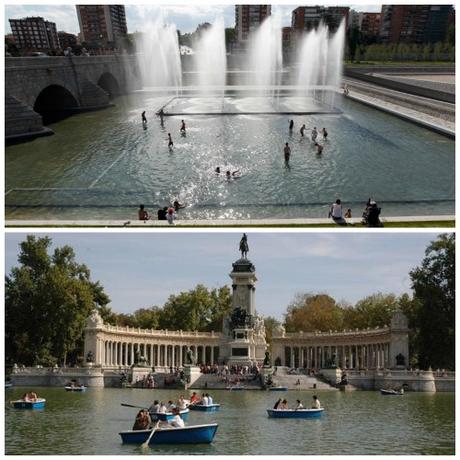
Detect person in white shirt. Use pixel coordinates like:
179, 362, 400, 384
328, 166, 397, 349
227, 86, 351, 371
157, 402, 167, 414
169, 408, 185, 428
166, 400, 175, 412
177, 396, 188, 410
295, 399, 304, 410
312, 395, 321, 409
148, 400, 160, 414
201, 394, 209, 406
330, 199, 346, 225
206, 393, 213, 405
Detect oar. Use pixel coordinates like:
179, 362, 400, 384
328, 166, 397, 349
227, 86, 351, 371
141, 421, 160, 449
121, 403, 147, 409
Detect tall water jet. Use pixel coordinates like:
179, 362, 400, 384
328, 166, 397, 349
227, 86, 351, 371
296, 19, 346, 106
192, 16, 227, 94
245, 14, 283, 95
137, 12, 182, 89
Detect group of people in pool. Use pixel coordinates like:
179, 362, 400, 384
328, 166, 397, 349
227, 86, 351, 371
273, 395, 321, 410
287, 119, 327, 159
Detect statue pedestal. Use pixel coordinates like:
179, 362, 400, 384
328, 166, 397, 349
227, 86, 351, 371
130, 366, 151, 384
183, 365, 201, 387
83, 362, 94, 368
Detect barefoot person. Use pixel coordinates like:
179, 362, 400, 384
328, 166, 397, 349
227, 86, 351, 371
289, 119, 294, 131
311, 127, 318, 142
180, 120, 186, 133
141, 111, 147, 125
315, 142, 323, 154
138, 204, 150, 221
168, 133, 174, 149
322, 127, 328, 139
300, 124, 306, 137
284, 142, 291, 163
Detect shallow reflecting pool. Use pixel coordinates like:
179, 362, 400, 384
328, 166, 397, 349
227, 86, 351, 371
5, 92, 454, 220
5, 387, 454, 455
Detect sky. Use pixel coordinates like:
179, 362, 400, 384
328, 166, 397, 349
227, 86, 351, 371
4, 3, 382, 35
5, 232, 440, 320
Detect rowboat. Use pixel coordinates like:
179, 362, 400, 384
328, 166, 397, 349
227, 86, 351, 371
226, 385, 245, 391
269, 386, 288, 391
189, 403, 220, 412
380, 389, 404, 395
151, 408, 189, 422
5, 382, 13, 389
11, 398, 46, 409
267, 408, 324, 418
65, 385, 87, 392
119, 423, 218, 445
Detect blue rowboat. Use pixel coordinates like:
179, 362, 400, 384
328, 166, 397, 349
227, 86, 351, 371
189, 403, 220, 412
267, 408, 324, 418
5, 382, 13, 389
380, 389, 404, 395
151, 409, 189, 422
119, 423, 218, 445
11, 398, 46, 409
269, 386, 288, 391
65, 386, 87, 392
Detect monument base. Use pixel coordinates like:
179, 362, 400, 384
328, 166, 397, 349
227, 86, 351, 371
130, 366, 152, 384
183, 365, 201, 387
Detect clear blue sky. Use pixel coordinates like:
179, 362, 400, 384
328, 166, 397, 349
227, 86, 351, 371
4, 3, 382, 35
5, 232, 439, 320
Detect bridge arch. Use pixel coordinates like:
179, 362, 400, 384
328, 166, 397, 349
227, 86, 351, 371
33, 84, 79, 125
97, 72, 120, 98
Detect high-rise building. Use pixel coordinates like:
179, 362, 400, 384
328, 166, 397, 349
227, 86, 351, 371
380, 5, 453, 44
76, 5, 127, 48
360, 12, 381, 38
58, 31, 78, 50
235, 5, 271, 42
9, 16, 59, 50
291, 6, 349, 33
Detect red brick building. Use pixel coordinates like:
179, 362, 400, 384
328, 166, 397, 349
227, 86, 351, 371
235, 5, 271, 42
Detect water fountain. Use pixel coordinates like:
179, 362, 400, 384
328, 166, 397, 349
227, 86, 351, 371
296, 20, 346, 106
244, 14, 283, 94
192, 16, 227, 92
137, 15, 182, 89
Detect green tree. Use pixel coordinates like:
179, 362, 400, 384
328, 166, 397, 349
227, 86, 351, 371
284, 293, 343, 332
263, 316, 281, 349
5, 236, 111, 366
347, 293, 400, 329
409, 234, 455, 369
158, 284, 231, 332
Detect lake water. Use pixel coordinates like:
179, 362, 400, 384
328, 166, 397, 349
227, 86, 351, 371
5, 387, 455, 455
5, 92, 454, 221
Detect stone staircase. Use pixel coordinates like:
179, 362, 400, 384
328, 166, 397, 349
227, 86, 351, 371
271, 367, 337, 391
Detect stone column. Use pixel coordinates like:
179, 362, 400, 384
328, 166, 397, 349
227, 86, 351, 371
290, 346, 294, 368
210, 346, 214, 365
115, 342, 118, 366
130, 343, 134, 365
179, 345, 183, 367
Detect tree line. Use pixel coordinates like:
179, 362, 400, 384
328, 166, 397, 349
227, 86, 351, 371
5, 234, 454, 370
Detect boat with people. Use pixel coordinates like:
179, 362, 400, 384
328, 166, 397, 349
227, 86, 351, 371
11, 398, 46, 409
152, 408, 190, 422
189, 403, 220, 412
267, 408, 324, 418
65, 385, 87, 392
119, 423, 219, 445
269, 386, 288, 391
380, 388, 404, 396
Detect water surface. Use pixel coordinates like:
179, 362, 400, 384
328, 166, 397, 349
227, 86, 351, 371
5, 387, 455, 455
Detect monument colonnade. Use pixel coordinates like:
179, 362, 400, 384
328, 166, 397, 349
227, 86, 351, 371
86, 324, 221, 369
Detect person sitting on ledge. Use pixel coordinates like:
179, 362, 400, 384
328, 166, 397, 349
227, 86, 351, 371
138, 204, 150, 221
329, 199, 347, 226
157, 206, 168, 221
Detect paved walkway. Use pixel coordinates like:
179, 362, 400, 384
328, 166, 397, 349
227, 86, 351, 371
6, 215, 454, 227
343, 78, 455, 137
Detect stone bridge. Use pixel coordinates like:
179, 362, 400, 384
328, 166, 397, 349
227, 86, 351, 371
5, 55, 141, 142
